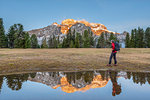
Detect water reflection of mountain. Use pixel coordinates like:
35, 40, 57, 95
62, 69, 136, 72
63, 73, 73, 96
28, 71, 110, 93
0, 70, 150, 96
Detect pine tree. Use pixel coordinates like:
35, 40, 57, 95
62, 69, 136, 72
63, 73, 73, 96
70, 40, 74, 48
134, 29, 138, 48
31, 34, 38, 48
22, 32, 27, 48
78, 33, 83, 48
0, 18, 7, 48
8, 24, 29, 48
53, 35, 57, 48
75, 33, 80, 48
89, 31, 94, 47
130, 29, 135, 48
5, 35, 8, 48
24, 32, 31, 48
7, 26, 16, 48
96, 36, 100, 48
72, 29, 76, 44
105, 33, 110, 48
109, 33, 118, 42
62, 37, 66, 48
145, 27, 150, 48
100, 32, 105, 48
108, 33, 118, 48
41, 37, 48, 48
57, 36, 62, 48
48, 36, 53, 48
109, 33, 115, 41
66, 29, 72, 47
125, 32, 130, 48
13, 24, 26, 48
137, 27, 144, 48
83, 30, 90, 48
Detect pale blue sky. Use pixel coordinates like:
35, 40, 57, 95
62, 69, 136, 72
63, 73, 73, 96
0, 0, 150, 33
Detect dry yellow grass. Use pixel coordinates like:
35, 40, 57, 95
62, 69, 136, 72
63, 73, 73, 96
0, 48, 150, 74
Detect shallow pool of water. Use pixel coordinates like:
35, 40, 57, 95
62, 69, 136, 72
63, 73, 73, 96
0, 70, 150, 100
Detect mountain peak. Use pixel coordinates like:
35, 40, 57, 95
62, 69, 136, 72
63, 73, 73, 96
28, 19, 119, 37
59, 19, 119, 35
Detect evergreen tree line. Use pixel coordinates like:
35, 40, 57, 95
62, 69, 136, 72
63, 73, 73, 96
42, 29, 94, 48
0, 18, 118, 48
96, 32, 118, 48
7, 24, 39, 48
61, 29, 94, 48
46, 29, 119, 48
125, 27, 150, 48
0, 18, 39, 48
46, 30, 119, 48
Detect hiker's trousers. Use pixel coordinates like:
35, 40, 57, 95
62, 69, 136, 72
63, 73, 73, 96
109, 52, 117, 64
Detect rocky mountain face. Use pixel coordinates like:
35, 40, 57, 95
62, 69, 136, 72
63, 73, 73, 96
28, 19, 126, 47
28, 25, 62, 37
70, 23, 92, 36
28, 24, 63, 45
28, 22, 95, 46
28, 19, 118, 37
60, 19, 117, 35
116, 31, 128, 48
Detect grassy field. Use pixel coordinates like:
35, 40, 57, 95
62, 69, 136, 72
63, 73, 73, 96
0, 48, 150, 75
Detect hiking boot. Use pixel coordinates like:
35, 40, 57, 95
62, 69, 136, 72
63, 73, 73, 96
107, 64, 111, 66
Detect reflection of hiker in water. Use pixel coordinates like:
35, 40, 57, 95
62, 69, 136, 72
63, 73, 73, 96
109, 71, 121, 96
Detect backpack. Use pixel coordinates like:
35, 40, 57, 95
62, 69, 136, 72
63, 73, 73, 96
114, 42, 120, 51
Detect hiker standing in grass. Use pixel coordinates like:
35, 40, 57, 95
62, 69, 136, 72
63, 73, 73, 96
107, 40, 120, 66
